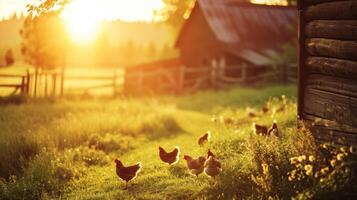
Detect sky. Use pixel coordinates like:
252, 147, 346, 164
0, 0, 165, 21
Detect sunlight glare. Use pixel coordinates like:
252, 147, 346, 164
61, 0, 101, 44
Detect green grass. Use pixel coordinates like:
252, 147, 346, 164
0, 85, 356, 200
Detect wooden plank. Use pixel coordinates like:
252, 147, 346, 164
306, 56, 357, 79
304, 113, 357, 135
0, 74, 25, 78
303, 0, 350, 6
304, 117, 357, 146
305, 1, 357, 21
303, 87, 357, 127
305, 20, 357, 40
0, 84, 21, 87
306, 74, 357, 98
298, 9, 307, 119
306, 38, 357, 61
65, 76, 114, 80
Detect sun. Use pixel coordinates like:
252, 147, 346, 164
61, 0, 101, 44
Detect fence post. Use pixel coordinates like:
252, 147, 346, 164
44, 72, 48, 98
211, 63, 217, 89
112, 71, 117, 96
178, 65, 185, 92
52, 73, 57, 97
26, 69, 30, 96
20, 76, 25, 95
242, 63, 247, 83
60, 66, 65, 97
34, 67, 39, 97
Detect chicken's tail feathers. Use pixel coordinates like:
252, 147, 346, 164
183, 155, 192, 161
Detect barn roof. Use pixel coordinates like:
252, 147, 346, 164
175, 0, 297, 65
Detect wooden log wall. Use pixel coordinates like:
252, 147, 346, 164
298, 0, 357, 146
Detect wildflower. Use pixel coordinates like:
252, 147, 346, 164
349, 146, 354, 154
320, 178, 326, 183
290, 157, 299, 164
314, 171, 320, 178
262, 162, 269, 175
298, 155, 306, 162
304, 164, 313, 176
330, 159, 336, 167
337, 153, 344, 161
308, 155, 315, 162
320, 167, 329, 175
340, 147, 347, 153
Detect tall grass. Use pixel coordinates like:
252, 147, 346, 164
0, 85, 355, 200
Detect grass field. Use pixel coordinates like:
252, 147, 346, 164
0, 85, 356, 200
0, 63, 124, 96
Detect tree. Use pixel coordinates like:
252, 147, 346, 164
4, 49, 14, 66
20, 0, 70, 70
157, 0, 196, 30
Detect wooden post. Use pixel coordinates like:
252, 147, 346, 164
211, 62, 217, 89
20, 76, 25, 95
26, 69, 30, 96
52, 73, 57, 97
178, 65, 185, 92
60, 66, 65, 97
112, 71, 117, 96
34, 67, 39, 97
242, 63, 247, 83
44, 72, 48, 97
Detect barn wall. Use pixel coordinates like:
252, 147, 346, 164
298, 0, 357, 146
177, 5, 224, 68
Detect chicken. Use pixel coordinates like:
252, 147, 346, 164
198, 131, 211, 146
114, 159, 142, 189
247, 107, 259, 118
207, 149, 215, 158
276, 106, 285, 113
183, 155, 206, 177
253, 123, 268, 136
262, 106, 269, 114
268, 120, 279, 137
159, 146, 180, 165
204, 153, 222, 178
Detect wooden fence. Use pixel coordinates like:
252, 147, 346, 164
124, 63, 297, 94
0, 63, 296, 97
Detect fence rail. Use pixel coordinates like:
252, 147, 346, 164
0, 62, 297, 97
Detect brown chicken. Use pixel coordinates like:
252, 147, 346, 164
207, 149, 215, 158
183, 155, 206, 177
114, 159, 142, 189
198, 131, 211, 146
204, 151, 222, 178
262, 106, 269, 114
268, 120, 279, 137
253, 123, 268, 136
159, 146, 180, 165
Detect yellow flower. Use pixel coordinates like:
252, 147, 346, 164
330, 159, 336, 167
262, 162, 269, 175
337, 153, 344, 161
290, 157, 299, 164
320, 167, 329, 175
304, 164, 313, 176
298, 155, 306, 162
340, 147, 347, 153
349, 146, 354, 154
308, 155, 315, 162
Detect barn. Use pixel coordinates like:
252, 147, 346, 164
298, 0, 357, 146
175, 0, 297, 77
